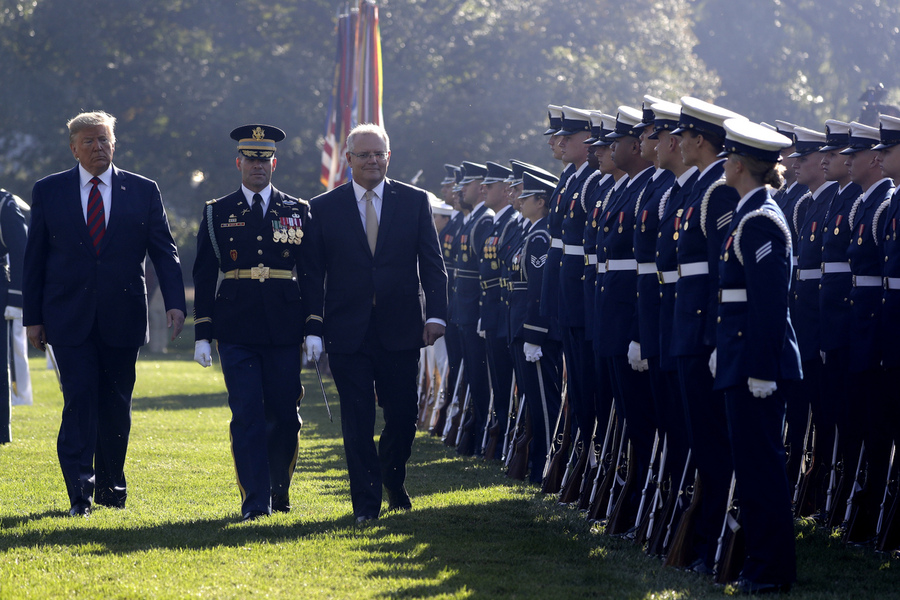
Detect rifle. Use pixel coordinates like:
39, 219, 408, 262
559, 427, 590, 505
825, 426, 840, 519
506, 406, 532, 481
840, 442, 867, 542
480, 387, 495, 458
645, 445, 681, 558
588, 419, 627, 525
714, 472, 745, 584
579, 408, 615, 511
541, 384, 571, 494
441, 360, 465, 443
638, 433, 668, 546
631, 430, 661, 541
876, 443, 897, 542
425, 360, 450, 433
586, 415, 620, 524
415, 348, 432, 429
792, 407, 816, 517
664, 466, 702, 568
500, 373, 518, 461
877, 444, 900, 552
605, 441, 637, 536
454, 388, 476, 454
584, 405, 616, 512
504, 393, 527, 467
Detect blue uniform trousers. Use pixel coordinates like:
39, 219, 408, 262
485, 329, 514, 457
563, 326, 599, 439
513, 338, 562, 483
455, 323, 490, 456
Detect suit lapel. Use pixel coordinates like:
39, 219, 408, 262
341, 184, 371, 256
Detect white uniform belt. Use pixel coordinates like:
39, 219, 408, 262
678, 261, 709, 277
792, 255, 799, 267
822, 261, 851, 274
456, 270, 480, 279
637, 262, 657, 275
551, 238, 564, 249
584, 255, 598, 265
719, 288, 748, 303
658, 270, 679, 284
796, 269, 821, 281
564, 244, 585, 256
885, 277, 900, 290
510, 281, 528, 291
596, 262, 607, 274
606, 259, 638, 271
223, 267, 293, 281
852, 275, 882, 287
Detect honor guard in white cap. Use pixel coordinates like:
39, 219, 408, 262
715, 117, 799, 594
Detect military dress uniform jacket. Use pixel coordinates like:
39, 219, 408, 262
0, 190, 27, 311
633, 168, 676, 358
509, 218, 559, 344
558, 164, 597, 328
581, 172, 614, 338
714, 189, 801, 390
595, 167, 655, 357
656, 169, 699, 371
499, 218, 527, 342
791, 183, 838, 361
671, 161, 740, 357
540, 164, 576, 319
818, 182, 863, 352
845, 179, 895, 373
479, 206, 518, 333
193, 187, 310, 346
881, 188, 900, 368
439, 212, 464, 323
591, 176, 630, 347
451, 204, 494, 327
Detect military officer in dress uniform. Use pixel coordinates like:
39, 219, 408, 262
451, 161, 494, 455
783, 126, 837, 510
508, 172, 562, 483
716, 118, 800, 595
772, 120, 808, 224
192, 125, 309, 522
0, 188, 27, 444
671, 97, 745, 574
838, 121, 895, 543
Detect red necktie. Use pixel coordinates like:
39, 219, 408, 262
87, 176, 106, 253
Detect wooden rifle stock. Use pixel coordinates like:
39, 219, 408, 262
714, 473, 745, 584
455, 389, 476, 454
441, 360, 466, 444
500, 374, 518, 462
824, 426, 840, 517
541, 398, 571, 494
506, 409, 532, 480
559, 430, 591, 505
792, 407, 817, 517
606, 442, 638, 536
586, 417, 620, 523
664, 468, 702, 568
632, 431, 661, 541
875, 443, 896, 546
638, 434, 668, 546
877, 446, 900, 552
841, 442, 867, 542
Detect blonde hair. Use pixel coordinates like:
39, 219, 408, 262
67, 111, 117, 145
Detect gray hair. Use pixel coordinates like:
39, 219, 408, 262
67, 111, 117, 145
346, 123, 390, 153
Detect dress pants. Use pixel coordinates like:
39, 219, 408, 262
217, 342, 303, 516
456, 323, 490, 455
54, 323, 139, 509
485, 329, 514, 456
512, 339, 562, 483
329, 320, 419, 519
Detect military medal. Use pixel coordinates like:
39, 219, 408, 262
641, 209, 648, 233
491, 260, 498, 270
617, 211, 624, 234
834, 215, 842, 236
810, 221, 817, 242
723, 235, 733, 262
230, 249, 238, 261
893, 218, 897, 241
684, 206, 694, 231
857, 224, 865, 246
673, 215, 681, 241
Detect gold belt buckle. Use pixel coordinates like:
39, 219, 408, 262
251, 266, 270, 281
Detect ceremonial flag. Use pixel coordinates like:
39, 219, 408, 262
320, 0, 383, 190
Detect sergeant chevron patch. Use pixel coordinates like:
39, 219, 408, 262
755, 241, 772, 262
531, 254, 547, 268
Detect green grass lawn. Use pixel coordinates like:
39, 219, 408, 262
1, 352, 899, 599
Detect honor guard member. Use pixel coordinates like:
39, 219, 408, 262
838, 121, 895, 543
772, 120, 807, 217
817, 119, 862, 526
876, 115, 900, 457
670, 97, 745, 574
553, 106, 600, 452
596, 105, 658, 522
451, 161, 494, 455
192, 124, 309, 522
716, 118, 800, 595
632, 99, 683, 476
479, 161, 517, 457
783, 126, 837, 505
432, 164, 466, 436
508, 172, 562, 483
541, 105, 577, 325
0, 188, 27, 444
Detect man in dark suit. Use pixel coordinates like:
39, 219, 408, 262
23, 111, 186, 517
303, 123, 447, 524
192, 125, 309, 522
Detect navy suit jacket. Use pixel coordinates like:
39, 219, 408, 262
303, 179, 447, 354
23, 165, 186, 348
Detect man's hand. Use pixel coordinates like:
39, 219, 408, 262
423, 322, 445, 347
476, 318, 485, 339
26, 324, 46, 352
748, 378, 777, 398
304, 335, 323, 362
194, 340, 212, 367
627, 341, 648, 372
4, 306, 22, 320
167, 309, 186, 340
709, 348, 717, 378
523, 342, 542, 363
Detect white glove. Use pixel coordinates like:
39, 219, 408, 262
194, 340, 212, 368
477, 318, 485, 338
304, 335, 323, 362
708, 348, 717, 378
523, 342, 543, 363
627, 341, 648, 372
820, 350, 826, 364
748, 377, 777, 398
3, 306, 22, 320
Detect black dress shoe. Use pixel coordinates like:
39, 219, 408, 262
355, 515, 377, 526
68, 503, 91, 517
731, 578, 791, 595
272, 495, 291, 513
95, 496, 126, 509
687, 558, 713, 576
241, 510, 268, 523
386, 486, 412, 511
